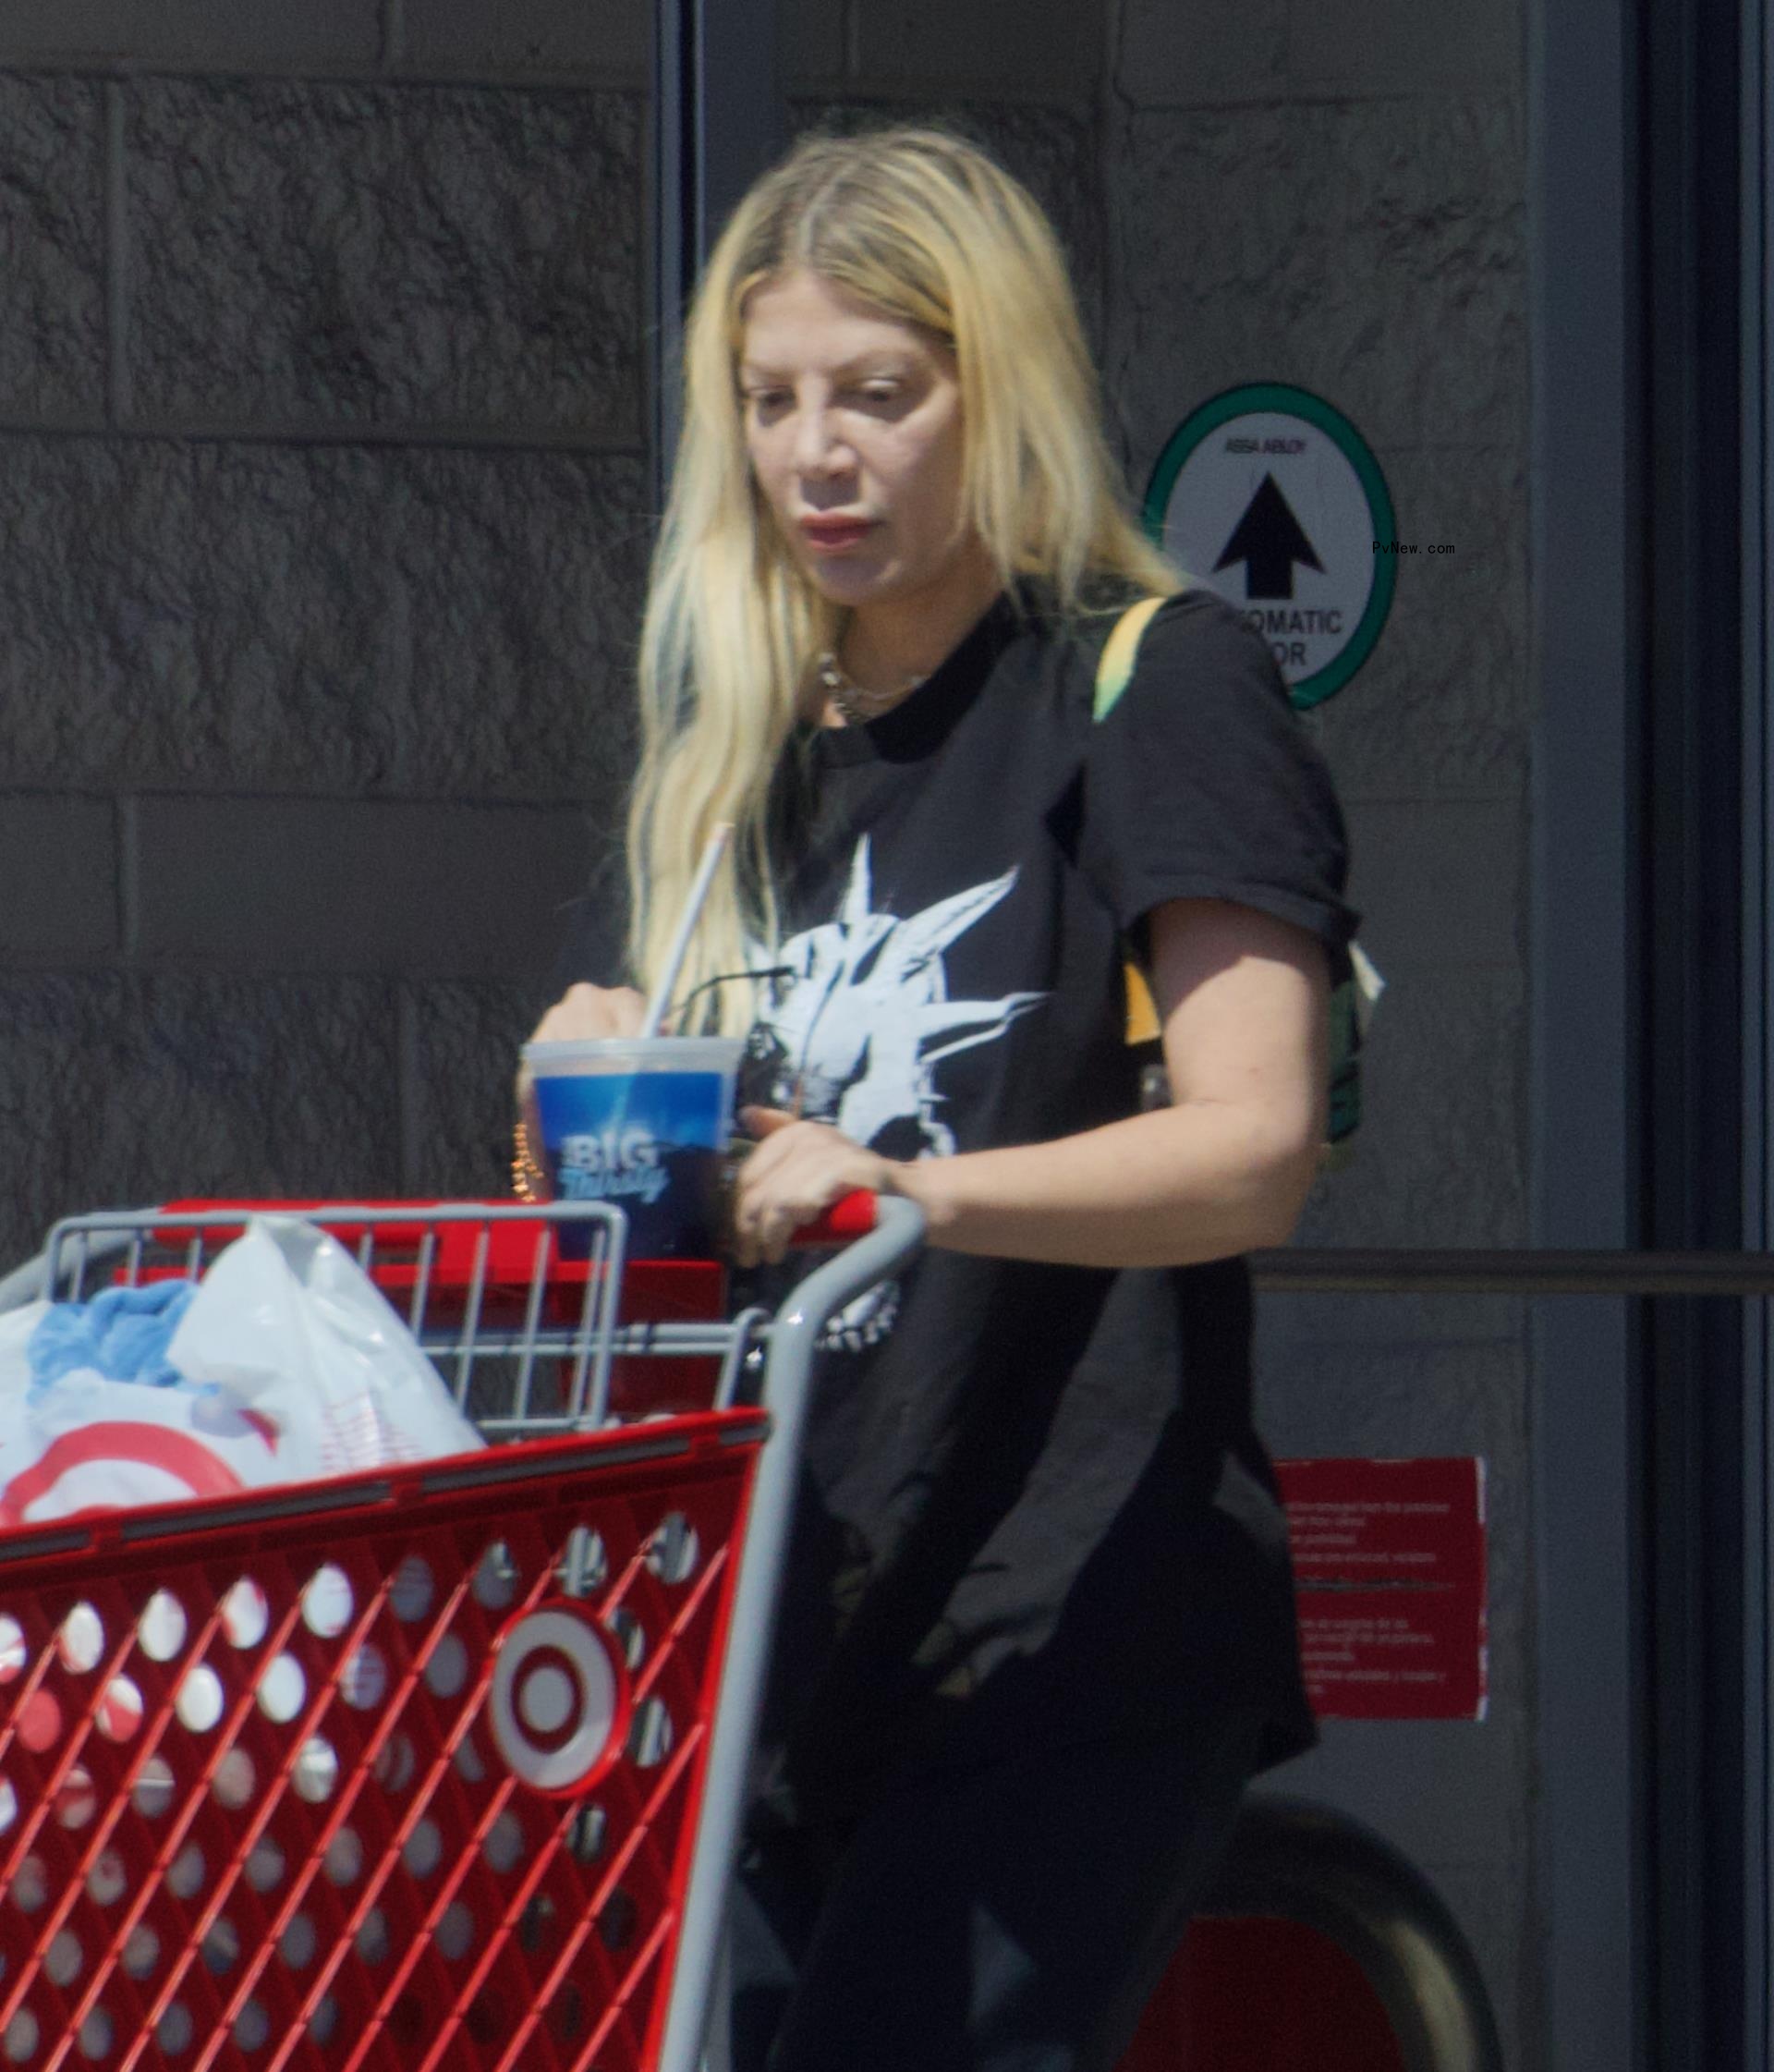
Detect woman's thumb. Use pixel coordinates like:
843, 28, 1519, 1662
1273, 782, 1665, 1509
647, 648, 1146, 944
739, 1105, 797, 1139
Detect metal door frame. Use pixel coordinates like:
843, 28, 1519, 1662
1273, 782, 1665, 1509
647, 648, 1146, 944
1528, 0, 1646, 2057
1532, 0, 1768, 2062
650, 0, 784, 505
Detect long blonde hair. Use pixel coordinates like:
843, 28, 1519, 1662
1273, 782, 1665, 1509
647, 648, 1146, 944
626, 125, 1180, 1034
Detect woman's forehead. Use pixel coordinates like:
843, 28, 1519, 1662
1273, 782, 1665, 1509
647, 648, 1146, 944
737, 269, 947, 372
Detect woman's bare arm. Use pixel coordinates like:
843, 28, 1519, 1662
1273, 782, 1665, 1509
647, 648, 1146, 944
732, 897, 1330, 1270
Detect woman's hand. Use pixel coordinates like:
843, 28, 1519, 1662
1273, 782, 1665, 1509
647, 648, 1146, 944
730, 1107, 902, 1267
529, 983, 650, 1045
516, 983, 650, 1106
515, 989, 651, 1199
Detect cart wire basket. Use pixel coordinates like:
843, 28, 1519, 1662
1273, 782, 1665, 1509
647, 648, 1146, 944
0, 1196, 922, 2072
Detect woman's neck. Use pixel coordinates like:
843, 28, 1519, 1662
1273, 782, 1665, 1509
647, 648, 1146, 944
839, 548, 1004, 695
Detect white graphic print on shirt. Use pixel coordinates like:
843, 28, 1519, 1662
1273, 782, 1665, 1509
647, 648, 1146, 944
750, 836, 1047, 1354
753, 835, 1047, 1154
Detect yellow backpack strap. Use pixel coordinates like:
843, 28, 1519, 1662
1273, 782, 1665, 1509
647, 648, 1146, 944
1093, 599, 1168, 1041
1123, 960, 1162, 1045
1093, 594, 1166, 725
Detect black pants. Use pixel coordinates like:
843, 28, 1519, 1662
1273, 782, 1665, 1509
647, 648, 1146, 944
726, 1711, 1265, 2072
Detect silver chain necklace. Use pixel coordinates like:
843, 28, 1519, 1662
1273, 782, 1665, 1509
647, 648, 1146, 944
815, 651, 926, 725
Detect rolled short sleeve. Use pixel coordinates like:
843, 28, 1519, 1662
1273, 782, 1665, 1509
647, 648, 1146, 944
1079, 590, 1357, 953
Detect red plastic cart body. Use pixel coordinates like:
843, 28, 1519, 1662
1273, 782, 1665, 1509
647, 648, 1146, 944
0, 1198, 919, 2072
0, 1420, 758, 2072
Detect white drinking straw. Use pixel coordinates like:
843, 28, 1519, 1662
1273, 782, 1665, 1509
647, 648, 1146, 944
638, 823, 733, 1038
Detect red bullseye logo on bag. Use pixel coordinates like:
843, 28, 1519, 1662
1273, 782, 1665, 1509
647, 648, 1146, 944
0, 1422, 250, 1529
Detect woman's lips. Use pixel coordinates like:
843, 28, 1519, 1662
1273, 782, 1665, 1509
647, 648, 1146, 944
799, 518, 876, 554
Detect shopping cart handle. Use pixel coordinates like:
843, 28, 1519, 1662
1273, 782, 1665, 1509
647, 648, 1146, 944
151, 1190, 881, 1259
789, 1189, 877, 1247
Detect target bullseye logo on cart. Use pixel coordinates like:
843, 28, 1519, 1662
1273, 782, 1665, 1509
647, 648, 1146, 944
489, 1602, 630, 1796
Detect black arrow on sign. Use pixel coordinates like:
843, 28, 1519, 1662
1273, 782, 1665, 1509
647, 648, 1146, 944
1214, 473, 1324, 600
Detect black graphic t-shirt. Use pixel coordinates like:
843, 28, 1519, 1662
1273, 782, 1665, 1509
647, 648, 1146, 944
726, 585, 1357, 1822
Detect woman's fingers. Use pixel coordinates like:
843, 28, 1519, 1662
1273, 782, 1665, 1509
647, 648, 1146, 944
528, 982, 650, 1044
729, 1119, 892, 1265
519, 983, 649, 1113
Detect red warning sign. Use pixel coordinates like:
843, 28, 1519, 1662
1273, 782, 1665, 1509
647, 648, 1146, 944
1275, 1456, 1487, 1721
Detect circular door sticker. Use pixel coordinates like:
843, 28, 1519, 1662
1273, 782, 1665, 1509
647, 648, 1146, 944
1143, 383, 1396, 709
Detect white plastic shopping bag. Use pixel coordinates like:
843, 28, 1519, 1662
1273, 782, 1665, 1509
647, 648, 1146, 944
0, 1216, 481, 1530
0, 1301, 298, 1528
167, 1217, 481, 1476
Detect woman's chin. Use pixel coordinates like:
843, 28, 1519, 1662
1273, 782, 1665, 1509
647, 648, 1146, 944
803, 563, 894, 612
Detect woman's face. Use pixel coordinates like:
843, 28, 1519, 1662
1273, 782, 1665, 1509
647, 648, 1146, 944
739, 269, 987, 627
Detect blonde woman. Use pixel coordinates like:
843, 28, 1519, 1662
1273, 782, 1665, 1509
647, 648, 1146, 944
533, 127, 1356, 2072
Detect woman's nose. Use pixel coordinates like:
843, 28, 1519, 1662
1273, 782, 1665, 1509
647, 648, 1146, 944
793, 405, 851, 478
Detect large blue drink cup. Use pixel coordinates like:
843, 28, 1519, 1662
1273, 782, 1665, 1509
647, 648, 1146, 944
520, 1036, 745, 1259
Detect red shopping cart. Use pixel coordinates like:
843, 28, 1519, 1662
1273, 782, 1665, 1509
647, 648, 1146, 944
0, 1195, 922, 2072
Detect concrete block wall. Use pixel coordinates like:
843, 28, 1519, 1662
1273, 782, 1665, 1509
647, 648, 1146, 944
1100, 0, 1533, 2055
0, 5, 650, 1264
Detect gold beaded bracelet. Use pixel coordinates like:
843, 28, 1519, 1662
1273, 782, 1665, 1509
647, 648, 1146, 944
511, 1116, 548, 1203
